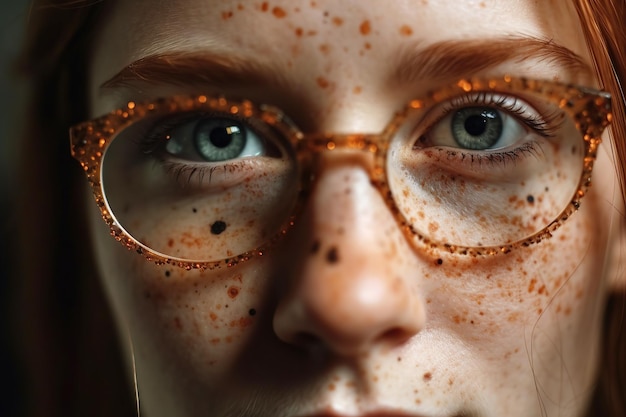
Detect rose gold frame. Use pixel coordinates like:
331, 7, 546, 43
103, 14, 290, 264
70, 76, 612, 270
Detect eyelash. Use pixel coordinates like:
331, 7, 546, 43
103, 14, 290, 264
439, 92, 564, 138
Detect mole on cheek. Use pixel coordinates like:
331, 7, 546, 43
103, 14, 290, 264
211, 220, 227, 235
326, 246, 339, 264
311, 240, 321, 254
227, 286, 240, 299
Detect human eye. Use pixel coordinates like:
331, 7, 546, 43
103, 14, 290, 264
136, 112, 284, 188
152, 114, 280, 162
99, 101, 300, 262
415, 92, 562, 165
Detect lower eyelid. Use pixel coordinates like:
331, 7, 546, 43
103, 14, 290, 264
160, 157, 281, 190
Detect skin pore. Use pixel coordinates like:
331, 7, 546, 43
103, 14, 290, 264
86, 1, 622, 416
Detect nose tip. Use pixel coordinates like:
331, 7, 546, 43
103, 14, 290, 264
273, 259, 425, 356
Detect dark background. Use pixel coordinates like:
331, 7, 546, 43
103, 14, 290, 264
2, 1, 33, 416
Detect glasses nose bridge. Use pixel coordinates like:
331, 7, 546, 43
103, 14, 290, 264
296, 131, 389, 164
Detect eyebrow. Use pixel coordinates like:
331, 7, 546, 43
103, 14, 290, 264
393, 36, 591, 83
100, 36, 592, 92
100, 52, 287, 91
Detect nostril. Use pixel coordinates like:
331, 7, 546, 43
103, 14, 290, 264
290, 331, 322, 349
378, 327, 414, 346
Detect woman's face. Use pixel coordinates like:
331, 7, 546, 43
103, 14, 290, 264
87, 1, 621, 416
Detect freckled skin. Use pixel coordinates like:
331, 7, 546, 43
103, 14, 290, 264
87, 1, 622, 417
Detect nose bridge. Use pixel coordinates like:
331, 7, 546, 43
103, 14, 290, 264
272, 155, 426, 356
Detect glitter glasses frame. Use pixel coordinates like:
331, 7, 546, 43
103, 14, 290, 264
70, 76, 612, 270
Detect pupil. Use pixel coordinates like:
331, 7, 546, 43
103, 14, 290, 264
210, 127, 234, 148
464, 115, 488, 136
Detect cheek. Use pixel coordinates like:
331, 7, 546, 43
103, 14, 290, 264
89, 200, 276, 387
422, 204, 606, 401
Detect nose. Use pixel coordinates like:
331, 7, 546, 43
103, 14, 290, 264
273, 153, 426, 357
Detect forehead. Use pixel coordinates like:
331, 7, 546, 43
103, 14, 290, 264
92, 0, 586, 62
89, 0, 591, 127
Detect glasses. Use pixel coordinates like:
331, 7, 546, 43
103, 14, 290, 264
70, 76, 611, 270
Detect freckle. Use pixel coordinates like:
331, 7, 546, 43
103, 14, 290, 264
328, 383, 336, 391
359, 20, 371, 35
210, 338, 220, 344
228, 286, 240, 299
237, 4, 244, 10
231, 317, 252, 328
307, 30, 318, 36
167, 238, 174, 248
311, 240, 320, 254
295, 27, 303, 37
364, 42, 371, 50
448, 377, 454, 385
221, 10, 234, 20
225, 336, 233, 343
209, 312, 218, 321
249, 308, 256, 316
211, 220, 227, 235
332, 16, 344, 26
399, 25, 413, 36
528, 278, 537, 293
272, 6, 287, 18
319, 43, 330, 54
261, 2, 268, 12
423, 372, 432, 382
480, 1, 486, 7
316, 76, 330, 88
353, 86, 362, 94
397, 356, 402, 362
326, 246, 339, 263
